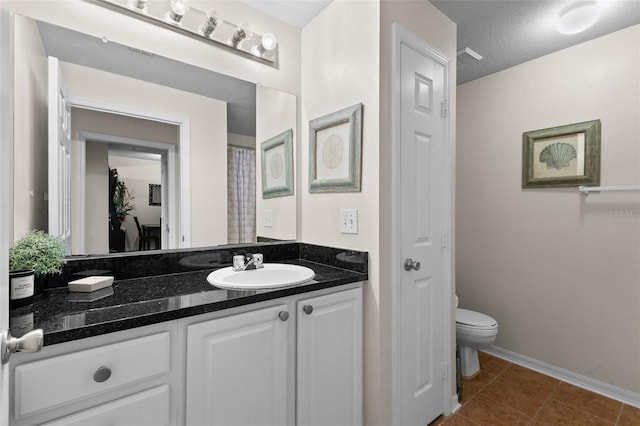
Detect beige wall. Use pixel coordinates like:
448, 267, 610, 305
71, 108, 179, 146
85, 142, 109, 254
70, 108, 178, 254
301, 1, 382, 423
301, 1, 457, 423
12, 13, 48, 242
456, 25, 640, 393
228, 133, 255, 150
46, 61, 229, 248
108, 155, 162, 251
256, 86, 297, 242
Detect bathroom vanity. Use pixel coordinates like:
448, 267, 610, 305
8, 243, 367, 426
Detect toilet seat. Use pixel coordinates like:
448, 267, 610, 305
456, 308, 497, 330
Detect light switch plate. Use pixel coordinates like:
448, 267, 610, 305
340, 209, 358, 234
264, 209, 273, 227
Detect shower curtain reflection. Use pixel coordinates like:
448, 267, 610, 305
227, 147, 256, 244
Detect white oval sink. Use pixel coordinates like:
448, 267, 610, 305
207, 263, 315, 290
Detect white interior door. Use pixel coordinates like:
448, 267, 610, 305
0, 3, 12, 423
396, 31, 448, 425
48, 56, 71, 250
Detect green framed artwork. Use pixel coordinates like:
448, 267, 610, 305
261, 129, 294, 199
522, 119, 601, 188
309, 103, 363, 193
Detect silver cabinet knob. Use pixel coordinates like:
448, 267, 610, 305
302, 305, 313, 315
404, 258, 421, 271
278, 311, 289, 321
93, 366, 112, 383
1, 328, 44, 364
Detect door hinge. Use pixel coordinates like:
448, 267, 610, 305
440, 100, 449, 118
441, 232, 448, 248
442, 362, 449, 381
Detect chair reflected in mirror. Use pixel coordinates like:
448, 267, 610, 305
133, 216, 160, 250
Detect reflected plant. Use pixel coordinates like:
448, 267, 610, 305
110, 168, 135, 223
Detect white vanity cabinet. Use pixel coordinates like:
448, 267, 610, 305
9, 283, 363, 426
185, 304, 291, 426
10, 321, 178, 426
297, 287, 363, 426
184, 284, 363, 426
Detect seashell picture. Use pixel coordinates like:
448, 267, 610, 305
532, 136, 583, 179
260, 129, 294, 198
309, 103, 363, 193
522, 120, 601, 188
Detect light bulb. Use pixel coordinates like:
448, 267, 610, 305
128, 0, 147, 12
232, 23, 250, 47
261, 33, 277, 51
168, 0, 190, 24
202, 11, 219, 38
557, 1, 600, 35
252, 33, 278, 57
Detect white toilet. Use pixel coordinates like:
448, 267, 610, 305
456, 308, 498, 378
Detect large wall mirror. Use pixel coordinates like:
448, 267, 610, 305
12, 11, 297, 256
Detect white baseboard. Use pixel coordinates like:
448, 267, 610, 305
483, 346, 640, 408
450, 396, 461, 414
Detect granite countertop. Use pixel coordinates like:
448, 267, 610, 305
9, 245, 368, 346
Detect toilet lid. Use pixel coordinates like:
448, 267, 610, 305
456, 308, 497, 328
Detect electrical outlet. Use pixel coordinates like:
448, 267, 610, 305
264, 209, 273, 227
340, 209, 358, 234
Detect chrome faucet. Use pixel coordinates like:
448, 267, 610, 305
232, 253, 264, 271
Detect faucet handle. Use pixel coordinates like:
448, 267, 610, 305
232, 255, 246, 271
252, 253, 264, 268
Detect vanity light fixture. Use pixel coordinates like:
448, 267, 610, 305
99, 0, 279, 65
557, 0, 601, 35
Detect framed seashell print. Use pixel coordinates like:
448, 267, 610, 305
522, 120, 601, 188
309, 103, 363, 193
261, 129, 294, 198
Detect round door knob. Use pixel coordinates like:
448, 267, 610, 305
404, 258, 421, 271
93, 366, 112, 383
1, 329, 44, 365
302, 305, 313, 315
278, 311, 289, 321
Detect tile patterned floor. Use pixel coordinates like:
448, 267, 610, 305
429, 351, 640, 426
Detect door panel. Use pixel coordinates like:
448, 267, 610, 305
399, 41, 446, 425
48, 56, 71, 250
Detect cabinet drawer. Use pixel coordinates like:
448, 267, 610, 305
42, 385, 170, 426
14, 332, 170, 418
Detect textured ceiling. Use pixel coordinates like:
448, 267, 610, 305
431, 0, 640, 85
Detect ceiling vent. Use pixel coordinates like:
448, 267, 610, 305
457, 47, 483, 68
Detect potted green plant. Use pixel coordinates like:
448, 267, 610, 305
9, 230, 66, 304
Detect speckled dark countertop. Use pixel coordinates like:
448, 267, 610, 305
9, 243, 368, 346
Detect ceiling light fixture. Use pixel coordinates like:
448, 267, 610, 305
557, 1, 601, 35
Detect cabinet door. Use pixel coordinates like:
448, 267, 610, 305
297, 287, 363, 426
186, 304, 290, 426
42, 385, 170, 426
